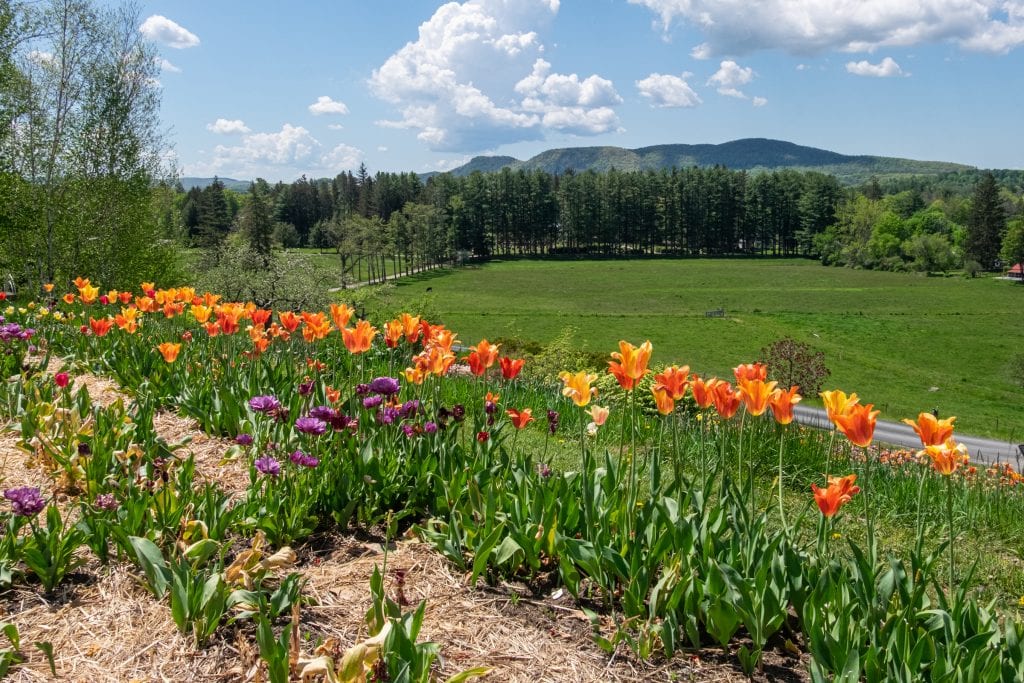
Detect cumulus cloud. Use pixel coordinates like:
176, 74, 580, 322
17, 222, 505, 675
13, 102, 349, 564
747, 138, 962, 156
139, 15, 200, 49
846, 56, 904, 76
321, 143, 363, 171
707, 60, 754, 98
635, 72, 702, 107
157, 57, 181, 73
308, 96, 349, 116
752, 96, 768, 106
327, 124, 345, 131
628, 0, 1024, 55
206, 118, 251, 135
369, 0, 621, 151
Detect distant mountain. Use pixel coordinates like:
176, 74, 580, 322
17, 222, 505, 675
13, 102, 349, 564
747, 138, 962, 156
180, 177, 252, 192
446, 138, 973, 184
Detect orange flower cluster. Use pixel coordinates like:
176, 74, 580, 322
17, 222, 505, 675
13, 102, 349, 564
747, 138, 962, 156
811, 474, 860, 518
820, 390, 878, 447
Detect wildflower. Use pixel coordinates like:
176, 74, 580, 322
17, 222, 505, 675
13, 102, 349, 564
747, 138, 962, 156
94, 493, 119, 511
834, 403, 879, 448
55, 372, 70, 388
768, 386, 802, 425
811, 474, 860, 517
157, 342, 181, 363
249, 395, 282, 413
254, 456, 281, 477
500, 357, 525, 380
903, 412, 957, 447
295, 417, 327, 435
559, 371, 598, 407
608, 340, 653, 390
369, 376, 401, 396
922, 438, 969, 476
3, 486, 46, 517
506, 408, 535, 429
235, 434, 254, 446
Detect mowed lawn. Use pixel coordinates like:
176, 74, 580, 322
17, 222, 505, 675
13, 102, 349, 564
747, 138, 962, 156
380, 258, 1024, 440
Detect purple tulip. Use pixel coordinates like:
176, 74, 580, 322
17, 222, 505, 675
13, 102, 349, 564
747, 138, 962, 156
399, 400, 420, 419
254, 455, 281, 477
235, 433, 254, 446
3, 487, 45, 517
308, 405, 339, 421
362, 395, 383, 409
295, 416, 327, 435
289, 450, 319, 468
95, 493, 119, 511
369, 376, 400, 396
249, 395, 282, 413
423, 421, 438, 434
355, 383, 370, 396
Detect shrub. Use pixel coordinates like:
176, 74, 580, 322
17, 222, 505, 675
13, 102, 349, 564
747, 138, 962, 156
759, 337, 830, 397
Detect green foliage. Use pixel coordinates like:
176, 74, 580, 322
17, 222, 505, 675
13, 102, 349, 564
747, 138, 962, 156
759, 337, 830, 397
1000, 218, 1024, 277
195, 242, 331, 310
21, 506, 86, 594
966, 172, 1008, 270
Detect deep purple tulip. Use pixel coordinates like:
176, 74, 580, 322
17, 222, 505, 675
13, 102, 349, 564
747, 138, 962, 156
295, 416, 327, 435
309, 405, 339, 421
369, 376, 400, 396
289, 450, 319, 468
3, 487, 45, 517
254, 455, 281, 477
362, 395, 383, 409
399, 400, 420, 419
235, 433, 254, 446
249, 395, 282, 413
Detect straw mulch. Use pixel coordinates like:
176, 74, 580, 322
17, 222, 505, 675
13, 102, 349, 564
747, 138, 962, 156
0, 367, 808, 682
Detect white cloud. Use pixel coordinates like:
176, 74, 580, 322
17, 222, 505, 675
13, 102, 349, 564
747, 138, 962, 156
321, 143, 363, 171
429, 156, 472, 171
752, 96, 768, 106
139, 15, 199, 49
308, 96, 349, 116
628, 0, 1024, 55
327, 124, 345, 131
206, 118, 251, 135
707, 60, 754, 98
377, 146, 389, 152
157, 57, 181, 73
27, 50, 53, 65
369, 0, 620, 151
846, 56, 904, 76
796, 63, 809, 71
636, 72, 702, 107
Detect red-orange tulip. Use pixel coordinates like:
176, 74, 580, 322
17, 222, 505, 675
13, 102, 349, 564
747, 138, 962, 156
329, 303, 353, 331
499, 357, 525, 380
506, 408, 534, 430
157, 342, 181, 363
651, 387, 675, 415
278, 311, 301, 333
250, 309, 272, 326
690, 376, 719, 409
466, 351, 487, 376
811, 474, 860, 518
384, 319, 404, 348
833, 403, 879, 448
62, 293, 76, 305
470, 339, 500, 368
711, 381, 741, 419
733, 362, 767, 382
902, 412, 956, 447
654, 365, 690, 400
768, 386, 802, 425
88, 317, 113, 337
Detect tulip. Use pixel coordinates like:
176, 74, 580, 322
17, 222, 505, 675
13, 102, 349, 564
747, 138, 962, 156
833, 403, 879, 448
922, 437, 968, 476
733, 362, 767, 382
820, 389, 859, 423
88, 317, 114, 337
654, 365, 690, 400
157, 342, 181, 363
278, 311, 301, 333
470, 339, 500, 368
506, 408, 534, 430
499, 357, 525, 380
737, 378, 778, 417
54, 372, 70, 388
651, 387, 674, 415
710, 381, 741, 420
559, 371, 598, 408
690, 376, 718, 410
586, 405, 609, 427
902, 412, 956, 447
329, 303, 354, 330
768, 386, 802, 425
384, 319, 404, 348
811, 474, 860, 518
608, 340, 652, 391
400, 313, 422, 343
342, 320, 377, 354
465, 351, 486, 377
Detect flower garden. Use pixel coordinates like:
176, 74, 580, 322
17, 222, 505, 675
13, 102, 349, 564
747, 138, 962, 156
1, 280, 1024, 681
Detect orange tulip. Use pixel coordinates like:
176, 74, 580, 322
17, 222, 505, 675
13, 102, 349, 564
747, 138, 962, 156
74, 276, 90, 289
62, 293, 76, 305
43, 283, 54, 293
426, 327, 458, 354
250, 309, 272, 326
329, 303, 354, 331
485, 391, 501, 405
733, 362, 767, 382
135, 296, 156, 313
157, 342, 181, 363
651, 387, 675, 415
559, 371, 598, 408
278, 311, 301, 333
711, 381, 741, 419
88, 317, 114, 337
820, 389, 859, 423
811, 474, 860, 518
499, 357, 525, 380
902, 412, 956, 447
403, 366, 426, 385
342, 319, 377, 354
384, 319, 404, 348
608, 340, 653, 390
326, 386, 341, 403
833, 403, 879, 448
162, 301, 184, 318
690, 376, 719, 409
737, 378, 778, 416
922, 438, 969, 476
301, 312, 332, 342
204, 322, 221, 337
414, 347, 455, 376
118, 291, 133, 304
140, 281, 155, 293
470, 339, 500, 368
218, 312, 241, 335
78, 284, 99, 305
768, 386, 802, 425
654, 365, 690, 400
506, 408, 534, 430
400, 313, 421, 343
190, 304, 212, 324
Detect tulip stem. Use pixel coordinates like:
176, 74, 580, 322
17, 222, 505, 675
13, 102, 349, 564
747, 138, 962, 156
862, 445, 875, 564
946, 475, 955, 594
777, 427, 787, 535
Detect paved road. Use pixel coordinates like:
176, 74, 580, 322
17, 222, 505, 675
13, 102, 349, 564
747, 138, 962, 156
792, 405, 1023, 467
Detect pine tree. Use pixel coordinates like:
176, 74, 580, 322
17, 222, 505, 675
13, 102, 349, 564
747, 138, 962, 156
240, 183, 273, 266
965, 172, 1006, 269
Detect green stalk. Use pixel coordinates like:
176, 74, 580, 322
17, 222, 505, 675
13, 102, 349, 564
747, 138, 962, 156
946, 474, 955, 594
862, 445, 875, 564
777, 426, 787, 534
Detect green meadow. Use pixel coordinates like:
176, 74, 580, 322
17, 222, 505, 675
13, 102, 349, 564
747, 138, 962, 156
365, 258, 1024, 440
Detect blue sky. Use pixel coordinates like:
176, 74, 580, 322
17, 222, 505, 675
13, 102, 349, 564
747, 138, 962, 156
136, 0, 1024, 182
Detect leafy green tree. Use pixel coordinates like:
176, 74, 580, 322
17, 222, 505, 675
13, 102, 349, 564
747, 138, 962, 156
965, 172, 1006, 269
1000, 218, 1024, 281
903, 233, 956, 273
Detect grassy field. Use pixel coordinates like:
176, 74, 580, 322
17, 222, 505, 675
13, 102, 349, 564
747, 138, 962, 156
363, 258, 1024, 440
